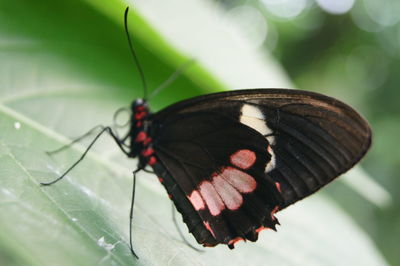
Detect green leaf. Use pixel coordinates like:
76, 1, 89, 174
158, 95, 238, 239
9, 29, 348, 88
0, 0, 388, 265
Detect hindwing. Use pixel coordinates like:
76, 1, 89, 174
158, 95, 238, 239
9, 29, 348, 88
150, 112, 282, 247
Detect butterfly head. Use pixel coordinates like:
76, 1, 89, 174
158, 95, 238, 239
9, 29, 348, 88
132, 98, 147, 109
131, 98, 149, 122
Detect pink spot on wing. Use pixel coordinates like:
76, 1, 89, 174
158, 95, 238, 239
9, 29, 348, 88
275, 182, 282, 193
271, 205, 279, 220
199, 181, 225, 216
228, 237, 244, 247
212, 175, 243, 211
187, 190, 205, 211
255, 226, 267, 233
204, 221, 216, 238
221, 167, 257, 193
267, 145, 272, 154
230, 149, 256, 170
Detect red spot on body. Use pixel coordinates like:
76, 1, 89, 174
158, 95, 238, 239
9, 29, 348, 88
230, 149, 256, 170
143, 137, 152, 145
148, 156, 157, 165
135, 131, 147, 142
134, 111, 146, 120
141, 148, 154, 157
199, 181, 225, 216
275, 182, 281, 193
168, 194, 173, 199
204, 221, 216, 238
158, 177, 163, 183
228, 237, 244, 247
221, 167, 257, 193
135, 106, 145, 112
136, 121, 142, 128
188, 190, 205, 210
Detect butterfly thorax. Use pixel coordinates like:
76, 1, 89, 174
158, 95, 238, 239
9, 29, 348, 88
129, 98, 157, 168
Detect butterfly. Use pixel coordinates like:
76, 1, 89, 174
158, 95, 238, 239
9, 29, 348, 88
127, 88, 371, 249
41, 7, 372, 258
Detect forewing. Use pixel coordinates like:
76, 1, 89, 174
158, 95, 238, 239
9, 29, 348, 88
151, 89, 372, 208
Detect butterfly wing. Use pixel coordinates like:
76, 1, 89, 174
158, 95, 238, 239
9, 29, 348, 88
150, 112, 283, 247
148, 89, 371, 247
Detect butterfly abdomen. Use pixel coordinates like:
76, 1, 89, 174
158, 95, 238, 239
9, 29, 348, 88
129, 99, 157, 167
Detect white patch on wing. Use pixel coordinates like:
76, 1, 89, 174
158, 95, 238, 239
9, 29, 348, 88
240, 104, 277, 172
239, 104, 275, 144
266, 145, 276, 172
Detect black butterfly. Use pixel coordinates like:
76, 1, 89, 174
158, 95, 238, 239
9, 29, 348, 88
41, 7, 371, 258
127, 88, 371, 249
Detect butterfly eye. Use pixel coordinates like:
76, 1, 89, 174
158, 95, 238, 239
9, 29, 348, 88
132, 98, 146, 108
113, 106, 131, 128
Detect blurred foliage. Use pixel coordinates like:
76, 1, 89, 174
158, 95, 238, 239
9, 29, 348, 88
0, 0, 396, 265
219, 0, 400, 265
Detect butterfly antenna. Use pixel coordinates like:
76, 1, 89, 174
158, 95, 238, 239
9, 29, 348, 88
171, 203, 204, 252
148, 59, 196, 100
112, 106, 131, 148
129, 169, 139, 259
124, 7, 148, 99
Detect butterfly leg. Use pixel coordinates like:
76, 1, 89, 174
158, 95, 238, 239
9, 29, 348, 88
46, 125, 105, 155
41, 126, 129, 186
129, 169, 139, 259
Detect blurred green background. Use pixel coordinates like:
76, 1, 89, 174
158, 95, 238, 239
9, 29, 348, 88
0, 0, 398, 265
